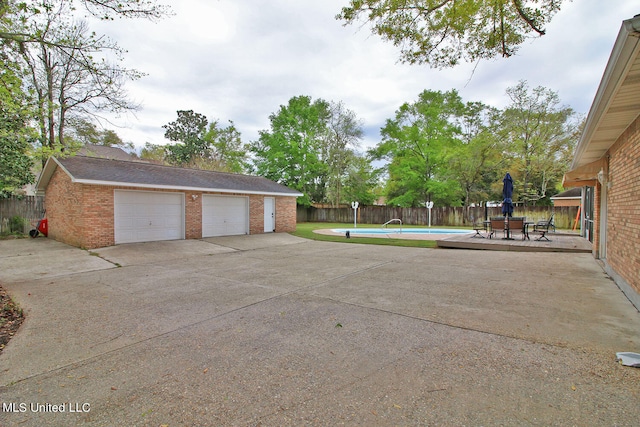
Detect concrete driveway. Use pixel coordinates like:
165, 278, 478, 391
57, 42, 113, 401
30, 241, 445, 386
1, 235, 639, 426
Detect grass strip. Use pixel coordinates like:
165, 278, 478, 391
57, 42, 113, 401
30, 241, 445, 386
290, 222, 441, 248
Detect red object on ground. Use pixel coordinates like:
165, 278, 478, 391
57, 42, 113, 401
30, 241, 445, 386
38, 219, 48, 237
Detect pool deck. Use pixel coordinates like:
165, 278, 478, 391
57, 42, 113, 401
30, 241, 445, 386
436, 230, 592, 253
314, 229, 593, 253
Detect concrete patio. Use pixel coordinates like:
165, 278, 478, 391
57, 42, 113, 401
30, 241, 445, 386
0, 235, 638, 426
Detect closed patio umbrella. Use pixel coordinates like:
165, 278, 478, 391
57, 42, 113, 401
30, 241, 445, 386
501, 173, 514, 239
502, 172, 514, 217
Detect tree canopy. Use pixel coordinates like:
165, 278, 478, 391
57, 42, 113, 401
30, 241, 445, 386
0, 0, 169, 164
497, 80, 578, 206
159, 110, 249, 173
371, 89, 466, 207
368, 84, 578, 209
250, 96, 331, 206
250, 96, 373, 207
0, 63, 35, 195
337, 0, 565, 68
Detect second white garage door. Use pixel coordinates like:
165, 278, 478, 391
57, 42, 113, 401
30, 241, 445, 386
202, 195, 249, 237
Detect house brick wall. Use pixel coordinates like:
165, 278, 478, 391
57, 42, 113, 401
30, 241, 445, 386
45, 166, 299, 249
593, 182, 601, 258
605, 115, 640, 294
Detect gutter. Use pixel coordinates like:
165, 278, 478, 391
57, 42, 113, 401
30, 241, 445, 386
69, 178, 304, 197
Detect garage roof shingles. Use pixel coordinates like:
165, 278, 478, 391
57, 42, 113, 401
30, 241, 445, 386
55, 156, 302, 196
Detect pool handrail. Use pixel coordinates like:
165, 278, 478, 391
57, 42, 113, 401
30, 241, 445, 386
382, 219, 402, 233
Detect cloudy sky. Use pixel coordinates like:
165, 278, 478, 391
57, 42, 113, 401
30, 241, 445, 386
90, 0, 638, 152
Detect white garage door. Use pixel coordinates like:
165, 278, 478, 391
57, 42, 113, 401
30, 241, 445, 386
202, 195, 248, 237
114, 190, 185, 244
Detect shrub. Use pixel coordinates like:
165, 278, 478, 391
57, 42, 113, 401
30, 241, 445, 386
9, 216, 26, 234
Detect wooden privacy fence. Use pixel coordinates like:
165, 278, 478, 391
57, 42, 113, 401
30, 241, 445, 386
297, 205, 580, 229
0, 196, 45, 234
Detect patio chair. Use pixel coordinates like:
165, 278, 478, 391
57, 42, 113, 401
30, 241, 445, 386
535, 214, 555, 233
533, 216, 553, 241
489, 217, 505, 239
508, 217, 528, 240
471, 220, 488, 238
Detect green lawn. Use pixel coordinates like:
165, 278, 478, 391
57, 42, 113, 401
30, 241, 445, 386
290, 222, 443, 248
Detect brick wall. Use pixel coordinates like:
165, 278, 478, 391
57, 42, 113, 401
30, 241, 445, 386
80, 185, 115, 248
593, 182, 601, 258
45, 169, 115, 248
276, 196, 297, 232
46, 166, 299, 248
605, 115, 640, 294
552, 199, 580, 207
248, 195, 297, 234
185, 191, 202, 239
46, 168, 85, 247
249, 195, 264, 234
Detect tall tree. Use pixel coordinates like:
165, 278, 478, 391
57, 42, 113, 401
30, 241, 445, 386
162, 110, 248, 173
162, 110, 209, 165
443, 101, 504, 214
67, 117, 133, 150
341, 154, 380, 206
371, 89, 465, 207
337, 0, 565, 68
204, 119, 249, 173
499, 80, 577, 205
0, 60, 35, 195
0, 0, 169, 43
139, 141, 165, 162
250, 96, 331, 206
20, 14, 142, 155
1, 0, 168, 159
324, 101, 363, 206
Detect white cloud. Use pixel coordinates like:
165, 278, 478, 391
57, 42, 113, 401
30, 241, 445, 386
90, 0, 639, 152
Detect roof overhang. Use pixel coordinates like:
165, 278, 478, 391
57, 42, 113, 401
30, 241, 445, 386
35, 157, 66, 196
68, 179, 303, 197
35, 157, 303, 198
562, 158, 604, 188
567, 15, 640, 174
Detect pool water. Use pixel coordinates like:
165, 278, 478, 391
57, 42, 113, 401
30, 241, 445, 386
333, 228, 471, 235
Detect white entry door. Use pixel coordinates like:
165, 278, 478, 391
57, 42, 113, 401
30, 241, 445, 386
202, 195, 248, 237
264, 197, 275, 232
114, 190, 185, 244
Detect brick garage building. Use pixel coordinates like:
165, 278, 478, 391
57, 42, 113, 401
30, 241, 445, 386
563, 15, 640, 309
36, 156, 302, 249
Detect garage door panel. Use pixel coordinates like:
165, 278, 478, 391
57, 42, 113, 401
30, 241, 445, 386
114, 190, 185, 244
202, 195, 248, 237
164, 206, 183, 216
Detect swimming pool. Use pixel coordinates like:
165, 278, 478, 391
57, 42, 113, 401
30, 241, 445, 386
332, 228, 471, 235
